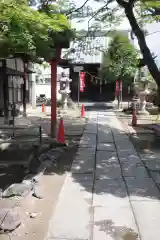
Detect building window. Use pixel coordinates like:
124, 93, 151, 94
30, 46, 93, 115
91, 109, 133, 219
8, 76, 23, 104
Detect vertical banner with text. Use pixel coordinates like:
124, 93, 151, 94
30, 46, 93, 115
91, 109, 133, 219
119, 80, 122, 92
80, 72, 86, 92
115, 80, 119, 97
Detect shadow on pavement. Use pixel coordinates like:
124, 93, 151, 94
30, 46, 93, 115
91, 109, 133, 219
84, 102, 113, 112
69, 117, 160, 201
1, 103, 160, 202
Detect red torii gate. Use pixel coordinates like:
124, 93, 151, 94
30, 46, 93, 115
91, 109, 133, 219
50, 48, 61, 138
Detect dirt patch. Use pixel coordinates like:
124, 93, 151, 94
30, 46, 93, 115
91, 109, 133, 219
0, 135, 82, 240
0, 165, 25, 191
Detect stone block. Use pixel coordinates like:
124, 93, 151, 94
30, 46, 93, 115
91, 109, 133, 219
132, 201, 160, 240
150, 171, 160, 184
117, 150, 138, 158
97, 143, 116, 152
93, 179, 128, 207
96, 156, 121, 179
79, 133, 97, 148
71, 157, 95, 174
119, 153, 141, 164
96, 151, 118, 164
97, 133, 114, 143
93, 205, 139, 240
125, 178, 160, 201
121, 163, 149, 178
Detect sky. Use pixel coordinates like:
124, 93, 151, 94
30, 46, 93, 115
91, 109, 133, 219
71, 0, 160, 65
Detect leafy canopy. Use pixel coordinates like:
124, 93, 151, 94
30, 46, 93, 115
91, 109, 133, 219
101, 32, 138, 83
0, 0, 72, 60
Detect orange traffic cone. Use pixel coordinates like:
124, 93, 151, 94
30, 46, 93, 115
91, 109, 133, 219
56, 118, 65, 144
42, 103, 45, 113
132, 108, 137, 126
81, 104, 85, 118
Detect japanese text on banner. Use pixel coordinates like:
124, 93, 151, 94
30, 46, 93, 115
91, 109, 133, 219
80, 72, 86, 92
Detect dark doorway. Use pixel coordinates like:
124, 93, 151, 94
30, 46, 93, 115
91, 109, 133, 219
70, 64, 115, 102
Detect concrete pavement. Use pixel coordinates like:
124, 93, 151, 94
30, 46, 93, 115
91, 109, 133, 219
45, 109, 160, 240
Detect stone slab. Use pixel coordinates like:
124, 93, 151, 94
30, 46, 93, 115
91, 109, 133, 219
93, 206, 139, 240
132, 201, 160, 240
79, 133, 97, 148
93, 179, 129, 207
76, 147, 96, 156
75, 151, 95, 160
96, 151, 118, 164
119, 153, 141, 164
96, 151, 120, 178
71, 157, 95, 173
121, 163, 149, 178
83, 129, 97, 134
97, 143, 116, 151
96, 161, 122, 179
98, 125, 112, 133
141, 159, 160, 171
117, 150, 139, 158
113, 135, 130, 142
46, 173, 93, 240
97, 133, 114, 143
116, 144, 136, 153
74, 153, 95, 162
150, 172, 160, 184
98, 119, 111, 125
125, 178, 160, 201
84, 123, 97, 134
140, 153, 160, 161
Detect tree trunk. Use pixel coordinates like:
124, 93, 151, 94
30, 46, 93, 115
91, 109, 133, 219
124, 4, 160, 88
157, 86, 160, 112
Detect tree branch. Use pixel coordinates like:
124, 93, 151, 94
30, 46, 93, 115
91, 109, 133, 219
123, 4, 160, 85
66, 0, 90, 16
116, 0, 128, 8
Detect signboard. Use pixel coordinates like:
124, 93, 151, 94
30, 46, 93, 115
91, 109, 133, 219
80, 72, 86, 92
74, 66, 84, 72
115, 80, 119, 96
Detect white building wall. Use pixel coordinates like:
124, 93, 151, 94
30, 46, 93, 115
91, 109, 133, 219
34, 65, 65, 101
36, 84, 51, 98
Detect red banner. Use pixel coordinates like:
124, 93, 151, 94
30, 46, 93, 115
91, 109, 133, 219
80, 72, 86, 92
119, 80, 122, 92
115, 80, 119, 96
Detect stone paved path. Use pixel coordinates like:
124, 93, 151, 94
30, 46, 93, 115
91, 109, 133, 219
45, 110, 160, 240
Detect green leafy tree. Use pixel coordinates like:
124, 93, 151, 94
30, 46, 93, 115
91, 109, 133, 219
101, 32, 138, 84
0, 0, 73, 120
60, 0, 160, 90
0, 0, 72, 61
